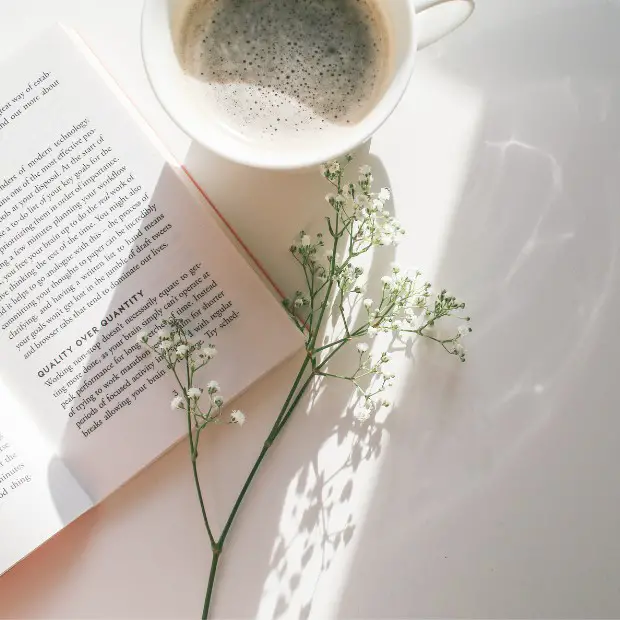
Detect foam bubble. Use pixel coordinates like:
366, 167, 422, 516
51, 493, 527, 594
179, 0, 388, 140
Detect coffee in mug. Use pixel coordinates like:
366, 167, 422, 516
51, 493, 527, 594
143, 0, 473, 168
175, 0, 391, 143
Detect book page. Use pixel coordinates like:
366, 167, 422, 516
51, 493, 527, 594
0, 26, 302, 502
0, 380, 92, 575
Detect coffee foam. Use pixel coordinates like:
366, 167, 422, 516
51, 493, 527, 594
178, 0, 388, 141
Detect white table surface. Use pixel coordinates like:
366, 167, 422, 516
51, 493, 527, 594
2, 0, 620, 618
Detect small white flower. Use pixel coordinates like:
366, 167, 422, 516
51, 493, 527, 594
159, 340, 173, 350
378, 188, 391, 202
170, 395, 184, 410
458, 324, 470, 337
136, 330, 148, 344
186, 387, 202, 399
157, 328, 171, 340
328, 161, 340, 175
355, 194, 370, 209
176, 344, 189, 357
454, 343, 466, 356
325, 193, 336, 204
206, 380, 220, 394
356, 342, 369, 353
381, 275, 393, 288
359, 164, 371, 175
333, 194, 345, 206
367, 325, 378, 338
213, 395, 224, 407
203, 346, 217, 359
363, 298, 373, 309
390, 262, 401, 274
300, 234, 311, 247
294, 297, 304, 308
230, 410, 246, 426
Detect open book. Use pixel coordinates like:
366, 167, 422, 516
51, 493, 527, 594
0, 26, 302, 575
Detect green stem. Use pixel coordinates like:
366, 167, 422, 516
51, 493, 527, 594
188, 409, 216, 547
307, 212, 340, 353
273, 339, 350, 440
202, 182, 360, 618
339, 297, 351, 338
314, 334, 350, 352
218, 443, 269, 546
316, 370, 352, 381
171, 366, 217, 548
272, 372, 315, 437
202, 369, 316, 619
302, 262, 314, 332
221, 370, 315, 546
202, 546, 220, 620
274, 355, 311, 428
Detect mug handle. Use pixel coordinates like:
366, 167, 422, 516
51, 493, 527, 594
413, 0, 475, 50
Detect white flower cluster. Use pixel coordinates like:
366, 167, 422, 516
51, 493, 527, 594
365, 264, 429, 331
336, 262, 364, 295
347, 167, 403, 248
137, 322, 217, 369
137, 317, 245, 428
320, 160, 343, 178
350, 343, 395, 421
284, 231, 329, 321
320, 157, 403, 249
363, 264, 471, 360
284, 161, 406, 321
284, 156, 471, 423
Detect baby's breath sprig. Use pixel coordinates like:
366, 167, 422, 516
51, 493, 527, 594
282, 155, 471, 418
137, 316, 241, 443
148, 158, 471, 620
137, 315, 244, 586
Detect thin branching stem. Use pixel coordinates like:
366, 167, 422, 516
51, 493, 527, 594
139, 158, 470, 619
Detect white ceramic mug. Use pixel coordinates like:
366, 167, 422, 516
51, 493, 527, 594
141, 0, 473, 170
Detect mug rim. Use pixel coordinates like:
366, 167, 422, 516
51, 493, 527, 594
141, 0, 418, 170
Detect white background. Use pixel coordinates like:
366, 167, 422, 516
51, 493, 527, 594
1, 0, 620, 617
